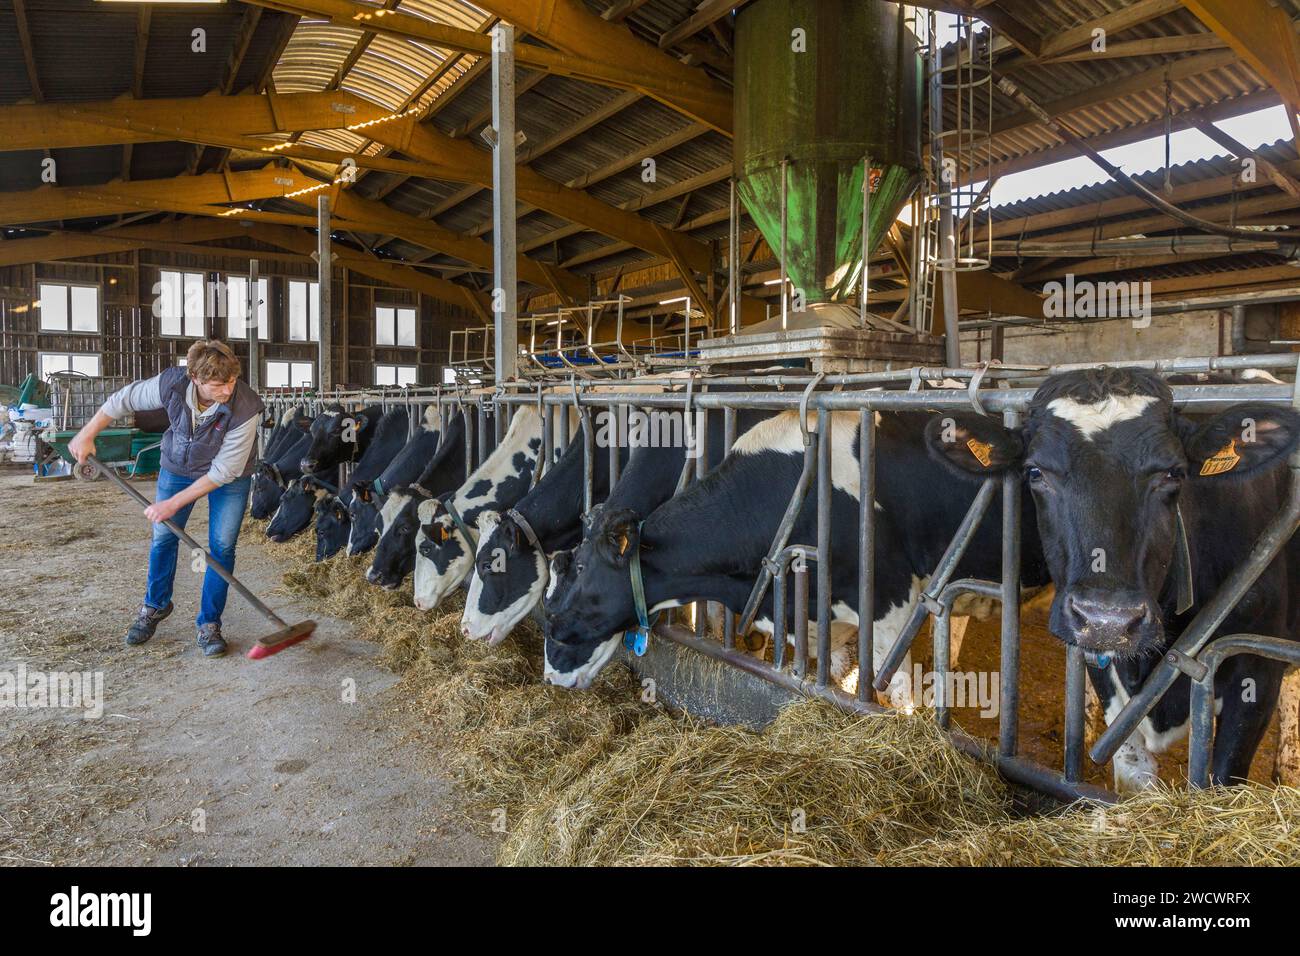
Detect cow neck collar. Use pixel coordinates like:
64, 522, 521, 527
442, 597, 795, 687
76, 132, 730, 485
506, 507, 543, 554
443, 498, 478, 549
624, 520, 654, 657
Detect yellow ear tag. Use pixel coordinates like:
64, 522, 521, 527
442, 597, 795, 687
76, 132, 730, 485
1199, 438, 1241, 477
617, 534, 630, 556
966, 438, 994, 468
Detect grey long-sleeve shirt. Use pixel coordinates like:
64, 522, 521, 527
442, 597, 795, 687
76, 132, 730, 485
101, 374, 259, 486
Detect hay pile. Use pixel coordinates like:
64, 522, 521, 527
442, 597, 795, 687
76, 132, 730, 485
260, 530, 1300, 868
896, 784, 1300, 866
499, 702, 1009, 866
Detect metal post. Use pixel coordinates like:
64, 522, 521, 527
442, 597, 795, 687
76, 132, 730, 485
1064, 645, 1086, 782
317, 195, 333, 390
729, 178, 740, 335
723, 406, 738, 650
857, 408, 877, 702
695, 406, 709, 639
861, 157, 870, 329
247, 259, 260, 392
930, 12, 961, 370
815, 408, 832, 688
490, 22, 518, 385
999, 408, 1023, 757
779, 158, 789, 331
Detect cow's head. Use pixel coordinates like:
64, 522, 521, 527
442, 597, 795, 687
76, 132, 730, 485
249, 462, 285, 519
314, 494, 351, 561
301, 407, 368, 475
461, 511, 548, 645
347, 493, 384, 556
266, 479, 318, 542
926, 367, 1300, 661
365, 490, 420, 589
412, 500, 478, 612
542, 508, 641, 688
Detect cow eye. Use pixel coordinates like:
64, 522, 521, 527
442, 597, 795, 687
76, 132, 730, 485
1025, 466, 1044, 484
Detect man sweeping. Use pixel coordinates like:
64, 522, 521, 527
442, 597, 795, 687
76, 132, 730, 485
68, 339, 265, 657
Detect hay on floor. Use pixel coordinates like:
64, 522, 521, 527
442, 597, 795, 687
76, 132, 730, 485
262, 531, 1300, 868
895, 784, 1300, 866
499, 700, 1011, 866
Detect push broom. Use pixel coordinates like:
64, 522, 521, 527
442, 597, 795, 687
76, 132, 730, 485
89, 455, 317, 659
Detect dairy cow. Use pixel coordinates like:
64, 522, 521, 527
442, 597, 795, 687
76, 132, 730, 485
461, 434, 629, 644
366, 410, 476, 589
467, 406, 773, 646
348, 407, 444, 556
299, 403, 385, 476
543, 409, 1049, 702
925, 366, 1300, 789
314, 488, 352, 560
412, 406, 574, 611
250, 428, 313, 520
268, 408, 411, 543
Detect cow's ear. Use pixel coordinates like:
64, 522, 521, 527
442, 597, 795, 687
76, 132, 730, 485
924, 413, 1023, 477
599, 509, 642, 565
353, 413, 369, 433
1185, 404, 1300, 479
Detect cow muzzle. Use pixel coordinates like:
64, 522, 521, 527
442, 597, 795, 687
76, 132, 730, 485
1051, 586, 1161, 659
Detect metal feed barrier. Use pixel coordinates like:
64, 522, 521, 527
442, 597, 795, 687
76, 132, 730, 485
269, 350, 1300, 804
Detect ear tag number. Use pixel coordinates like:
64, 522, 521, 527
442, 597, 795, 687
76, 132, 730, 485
967, 438, 994, 468
1199, 438, 1240, 477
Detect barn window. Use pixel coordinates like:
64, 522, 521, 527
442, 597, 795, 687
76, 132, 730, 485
225, 276, 269, 341
375, 305, 417, 347
265, 359, 314, 389
287, 280, 320, 342
38, 282, 99, 334
375, 364, 418, 387
39, 352, 101, 378
158, 270, 206, 338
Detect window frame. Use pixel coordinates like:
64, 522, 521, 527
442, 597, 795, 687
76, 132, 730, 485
38, 351, 102, 379
224, 275, 270, 341
375, 303, 418, 349
37, 281, 101, 335
287, 279, 320, 343
264, 359, 316, 389
157, 269, 208, 339
375, 363, 419, 387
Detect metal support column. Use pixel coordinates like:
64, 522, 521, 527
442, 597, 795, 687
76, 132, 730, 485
490, 22, 518, 385
317, 196, 333, 391
247, 259, 260, 392
930, 13, 961, 370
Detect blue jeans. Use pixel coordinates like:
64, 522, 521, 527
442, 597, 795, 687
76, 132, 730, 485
145, 468, 252, 627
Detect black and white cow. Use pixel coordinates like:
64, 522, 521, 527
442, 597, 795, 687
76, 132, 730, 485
467, 406, 774, 646
543, 409, 1049, 702
926, 366, 1299, 789
348, 407, 443, 557
250, 427, 313, 520
267, 407, 411, 543
412, 406, 573, 611
460, 432, 629, 644
299, 403, 385, 476
366, 410, 475, 590
314, 488, 352, 560
305, 405, 418, 561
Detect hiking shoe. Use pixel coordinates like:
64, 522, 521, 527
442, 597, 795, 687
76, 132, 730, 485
197, 623, 228, 658
125, 602, 172, 646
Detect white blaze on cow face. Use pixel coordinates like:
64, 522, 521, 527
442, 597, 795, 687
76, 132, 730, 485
366, 492, 412, 583
544, 633, 621, 689
1046, 394, 1159, 441
461, 515, 549, 645
411, 407, 546, 613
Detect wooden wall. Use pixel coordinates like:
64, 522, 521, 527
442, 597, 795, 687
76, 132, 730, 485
0, 243, 479, 390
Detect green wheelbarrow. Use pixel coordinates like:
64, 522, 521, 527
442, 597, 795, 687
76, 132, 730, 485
43, 427, 165, 481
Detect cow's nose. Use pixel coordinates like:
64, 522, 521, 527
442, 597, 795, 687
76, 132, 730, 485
301, 459, 317, 473
1060, 588, 1153, 648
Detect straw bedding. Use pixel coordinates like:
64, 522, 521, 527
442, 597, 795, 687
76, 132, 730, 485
259, 518, 1300, 867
